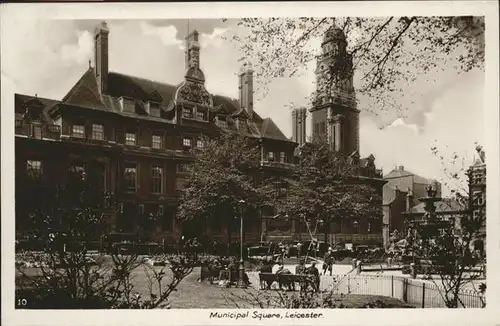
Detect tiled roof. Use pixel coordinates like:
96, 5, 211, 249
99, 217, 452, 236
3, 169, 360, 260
15, 93, 60, 123
259, 118, 294, 142
58, 68, 292, 143
383, 185, 408, 205
63, 68, 109, 111
383, 168, 432, 184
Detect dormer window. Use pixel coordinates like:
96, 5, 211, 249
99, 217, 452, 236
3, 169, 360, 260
147, 102, 161, 118
119, 96, 135, 113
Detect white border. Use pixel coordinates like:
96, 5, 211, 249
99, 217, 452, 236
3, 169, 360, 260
1, 1, 499, 326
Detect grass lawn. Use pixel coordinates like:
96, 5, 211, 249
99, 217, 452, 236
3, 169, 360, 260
131, 267, 413, 308
16, 264, 413, 309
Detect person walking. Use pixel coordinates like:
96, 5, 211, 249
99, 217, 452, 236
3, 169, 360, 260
307, 262, 320, 292
324, 247, 334, 276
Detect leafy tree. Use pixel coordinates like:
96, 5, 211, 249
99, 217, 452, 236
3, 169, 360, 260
231, 16, 484, 114
268, 139, 381, 247
177, 132, 265, 250
15, 168, 194, 309
404, 144, 486, 307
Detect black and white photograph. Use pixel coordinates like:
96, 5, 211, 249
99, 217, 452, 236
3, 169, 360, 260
1, 1, 499, 325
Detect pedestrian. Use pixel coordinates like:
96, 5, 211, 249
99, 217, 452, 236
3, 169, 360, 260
324, 247, 334, 276
307, 262, 320, 292
295, 258, 306, 275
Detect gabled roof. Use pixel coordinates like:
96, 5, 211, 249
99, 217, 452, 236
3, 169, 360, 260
148, 90, 163, 102
56, 68, 292, 144
232, 108, 250, 119
383, 184, 408, 205
15, 93, 59, 123
384, 168, 433, 184
259, 118, 294, 142
62, 68, 109, 111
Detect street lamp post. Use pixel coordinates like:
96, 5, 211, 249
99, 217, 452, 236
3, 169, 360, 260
237, 199, 246, 288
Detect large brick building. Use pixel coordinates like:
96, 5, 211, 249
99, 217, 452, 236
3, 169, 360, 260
382, 166, 441, 248
15, 22, 384, 246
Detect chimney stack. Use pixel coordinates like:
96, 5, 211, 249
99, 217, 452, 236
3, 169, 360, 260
238, 62, 254, 118
94, 21, 109, 94
399, 165, 404, 171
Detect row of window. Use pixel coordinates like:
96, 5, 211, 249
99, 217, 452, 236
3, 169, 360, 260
266, 151, 286, 163
182, 107, 207, 121
123, 163, 187, 194
25, 160, 187, 194
71, 123, 204, 150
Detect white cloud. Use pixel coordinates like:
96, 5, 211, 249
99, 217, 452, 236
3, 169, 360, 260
139, 22, 183, 48
387, 117, 420, 134
3, 19, 484, 197
200, 27, 229, 48
60, 30, 93, 65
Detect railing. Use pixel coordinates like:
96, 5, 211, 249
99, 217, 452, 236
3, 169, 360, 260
15, 121, 61, 141
246, 272, 485, 308
324, 274, 485, 308
260, 160, 295, 169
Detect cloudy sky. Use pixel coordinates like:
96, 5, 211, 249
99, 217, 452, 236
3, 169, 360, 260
2, 18, 484, 195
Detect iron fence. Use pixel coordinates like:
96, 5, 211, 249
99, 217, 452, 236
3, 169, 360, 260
319, 273, 485, 308
248, 271, 485, 308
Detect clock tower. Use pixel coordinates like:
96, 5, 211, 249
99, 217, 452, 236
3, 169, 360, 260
310, 25, 359, 155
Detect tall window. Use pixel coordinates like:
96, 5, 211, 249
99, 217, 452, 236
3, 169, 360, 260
125, 132, 136, 146
124, 163, 137, 192
151, 165, 164, 194
182, 137, 192, 150
196, 139, 204, 148
183, 108, 193, 118
26, 160, 42, 180
72, 124, 85, 138
279, 152, 285, 163
152, 134, 163, 149
268, 151, 275, 161
92, 124, 104, 140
